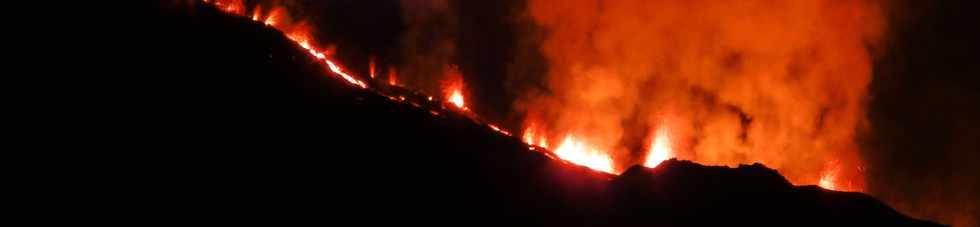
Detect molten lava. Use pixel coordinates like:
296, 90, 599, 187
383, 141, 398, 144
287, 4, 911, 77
369, 56, 376, 79
388, 67, 398, 86
448, 89, 465, 108
203, 0, 367, 89
819, 170, 837, 191
441, 66, 468, 109
251, 5, 262, 21
211, 0, 243, 15
554, 135, 614, 173
644, 126, 672, 168
818, 161, 856, 191
523, 127, 549, 149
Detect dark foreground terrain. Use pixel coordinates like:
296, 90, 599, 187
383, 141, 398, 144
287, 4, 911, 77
126, 2, 943, 226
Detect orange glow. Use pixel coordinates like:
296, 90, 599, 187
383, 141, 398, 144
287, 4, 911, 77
388, 67, 398, 85
523, 128, 536, 144
818, 170, 837, 190
251, 5, 261, 21
448, 89, 465, 108
369, 56, 376, 79
200, 0, 885, 189
818, 174, 837, 190
523, 127, 550, 149
644, 125, 672, 168
442, 66, 467, 109
522, 0, 885, 188
325, 60, 368, 88
213, 0, 243, 15
488, 124, 511, 136
202, 0, 367, 89
264, 7, 285, 26
554, 135, 614, 173
817, 161, 859, 191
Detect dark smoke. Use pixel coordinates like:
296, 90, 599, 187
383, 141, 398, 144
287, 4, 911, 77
862, 1, 980, 226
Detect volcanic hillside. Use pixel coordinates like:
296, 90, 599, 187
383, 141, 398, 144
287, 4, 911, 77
139, 2, 944, 226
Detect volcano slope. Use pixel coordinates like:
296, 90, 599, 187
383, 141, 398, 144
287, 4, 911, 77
136, 2, 943, 226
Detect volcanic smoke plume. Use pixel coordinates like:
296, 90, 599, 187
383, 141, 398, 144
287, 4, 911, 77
397, 0, 460, 93
519, 0, 886, 188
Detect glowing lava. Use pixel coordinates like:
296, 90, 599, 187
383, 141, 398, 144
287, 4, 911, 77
488, 124, 511, 136
203, 0, 367, 89
819, 171, 837, 190
554, 135, 614, 173
252, 5, 261, 21
818, 163, 842, 190
388, 67, 398, 86
523, 127, 549, 149
644, 126, 673, 168
449, 89, 465, 108
369, 56, 376, 79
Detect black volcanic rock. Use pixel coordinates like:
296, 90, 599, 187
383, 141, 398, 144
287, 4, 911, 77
131, 2, 944, 226
609, 160, 939, 226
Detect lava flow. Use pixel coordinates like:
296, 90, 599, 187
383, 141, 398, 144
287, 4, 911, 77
554, 135, 614, 173
205, 0, 366, 89
524, 122, 613, 173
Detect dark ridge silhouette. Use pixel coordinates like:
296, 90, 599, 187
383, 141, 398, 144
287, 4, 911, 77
132, 2, 944, 226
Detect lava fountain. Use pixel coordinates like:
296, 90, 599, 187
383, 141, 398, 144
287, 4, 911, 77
644, 126, 672, 168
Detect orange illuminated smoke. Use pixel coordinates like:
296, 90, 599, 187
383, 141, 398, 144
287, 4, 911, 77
523, 0, 885, 189
644, 126, 672, 168
554, 135, 614, 173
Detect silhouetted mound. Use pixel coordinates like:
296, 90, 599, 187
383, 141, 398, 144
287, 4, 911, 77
134, 2, 943, 226
611, 160, 939, 226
